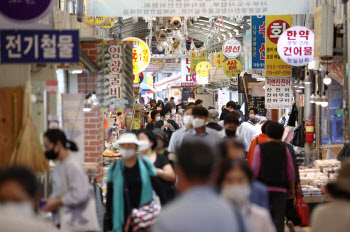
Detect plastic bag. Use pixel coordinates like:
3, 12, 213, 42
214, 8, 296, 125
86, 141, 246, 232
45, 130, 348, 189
295, 192, 309, 227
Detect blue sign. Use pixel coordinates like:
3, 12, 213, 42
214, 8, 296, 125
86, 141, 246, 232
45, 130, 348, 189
251, 16, 266, 75
1, 30, 79, 63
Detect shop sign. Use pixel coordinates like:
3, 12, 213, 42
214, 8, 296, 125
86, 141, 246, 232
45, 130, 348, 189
251, 16, 266, 75
314, 5, 334, 57
86, 0, 312, 17
265, 15, 292, 77
0, 30, 79, 63
181, 56, 195, 87
108, 45, 123, 98
277, 26, 314, 67
190, 52, 206, 73
299, 94, 305, 107
84, 16, 108, 25
265, 77, 292, 109
0, 0, 55, 22
123, 37, 150, 74
224, 59, 242, 78
196, 61, 211, 77
46, 81, 58, 94
214, 52, 226, 69
222, 38, 242, 59
100, 17, 116, 28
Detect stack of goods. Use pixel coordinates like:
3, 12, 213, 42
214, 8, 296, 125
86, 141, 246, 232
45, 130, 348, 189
301, 185, 322, 197
314, 159, 341, 181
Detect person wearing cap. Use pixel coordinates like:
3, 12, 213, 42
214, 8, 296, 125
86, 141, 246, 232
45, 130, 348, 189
206, 109, 223, 131
105, 133, 160, 232
311, 160, 350, 232
153, 128, 170, 160
238, 116, 261, 153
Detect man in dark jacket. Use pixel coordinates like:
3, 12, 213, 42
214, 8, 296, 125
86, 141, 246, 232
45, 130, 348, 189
206, 109, 223, 131
219, 101, 237, 121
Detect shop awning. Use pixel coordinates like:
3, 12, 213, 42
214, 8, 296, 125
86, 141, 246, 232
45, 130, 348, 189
140, 83, 156, 92
154, 72, 181, 88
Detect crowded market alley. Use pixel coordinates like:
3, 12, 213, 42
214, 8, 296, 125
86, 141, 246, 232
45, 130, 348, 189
1, 0, 350, 232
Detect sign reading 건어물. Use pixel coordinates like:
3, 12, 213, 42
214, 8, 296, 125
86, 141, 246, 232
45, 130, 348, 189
0, 30, 79, 63
265, 77, 292, 109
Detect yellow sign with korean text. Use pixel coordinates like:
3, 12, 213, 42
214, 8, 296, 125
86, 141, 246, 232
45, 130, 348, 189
265, 15, 292, 77
224, 59, 242, 77
190, 52, 206, 73
123, 37, 151, 74
196, 61, 211, 77
100, 17, 116, 29
214, 52, 226, 69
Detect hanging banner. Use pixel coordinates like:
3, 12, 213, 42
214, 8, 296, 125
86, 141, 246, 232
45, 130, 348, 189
196, 61, 211, 78
277, 26, 314, 67
122, 37, 151, 74
86, 0, 312, 17
214, 52, 226, 69
100, 17, 116, 28
181, 56, 195, 87
265, 15, 292, 77
224, 59, 243, 78
190, 52, 206, 73
265, 77, 292, 109
222, 38, 242, 58
251, 15, 266, 75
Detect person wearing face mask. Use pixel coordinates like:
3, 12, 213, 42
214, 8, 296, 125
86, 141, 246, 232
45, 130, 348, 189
168, 107, 193, 155
218, 159, 276, 232
105, 133, 164, 232
181, 107, 221, 152
218, 112, 240, 139
153, 128, 170, 160
206, 109, 223, 131
154, 106, 179, 140
0, 166, 58, 232
138, 131, 176, 202
166, 101, 184, 128
220, 101, 237, 121
41, 129, 100, 231
249, 108, 259, 119
238, 116, 261, 153
176, 103, 185, 116
146, 110, 160, 131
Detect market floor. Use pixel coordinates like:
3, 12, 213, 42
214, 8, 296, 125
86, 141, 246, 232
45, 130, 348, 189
284, 226, 310, 232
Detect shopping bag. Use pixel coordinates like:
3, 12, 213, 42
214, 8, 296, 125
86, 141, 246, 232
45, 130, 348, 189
294, 192, 309, 227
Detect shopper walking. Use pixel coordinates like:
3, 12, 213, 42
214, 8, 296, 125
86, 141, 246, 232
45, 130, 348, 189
152, 141, 241, 232
154, 107, 179, 139
146, 110, 160, 131
218, 112, 240, 139
42, 129, 100, 231
238, 116, 260, 153
249, 108, 259, 119
218, 159, 276, 232
176, 103, 185, 116
166, 101, 184, 128
182, 106, 221, 152
195, 99, 203, 106
311, 160, 350, 232
251, 122, 295, 232
220, 101, 237, 120
247, 120, 271, 167
105, 133, 162, 232
206, 109, 223, 131
0, 166, 58, 232
138, 131, 176, 202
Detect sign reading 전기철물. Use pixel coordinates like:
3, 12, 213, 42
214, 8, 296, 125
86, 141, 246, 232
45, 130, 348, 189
265, 77, 292, 109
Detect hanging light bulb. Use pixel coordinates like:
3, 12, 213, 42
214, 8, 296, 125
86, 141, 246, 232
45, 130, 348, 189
310, 93, 316, 103
321, 92, 329, 107
304, 72, 311, 84
323, 71, 332, 85
315, 92, 322, 105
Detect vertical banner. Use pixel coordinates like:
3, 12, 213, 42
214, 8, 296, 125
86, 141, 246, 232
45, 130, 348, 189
251, 16, 266, 75
265, 77, 292, 109
181, 56, 195, 87
265, 15, 292, 77
190, 52, 206, 73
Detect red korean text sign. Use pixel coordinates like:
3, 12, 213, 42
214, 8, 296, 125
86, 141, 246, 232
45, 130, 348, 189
222, 38, 243, 58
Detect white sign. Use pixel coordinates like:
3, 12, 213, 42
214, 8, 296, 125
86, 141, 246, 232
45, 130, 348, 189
222, 38, 242, 58
277, 26, 314, 67
265, 77, 292, 109
86, 0, 312, 17
181, 56, 195, 87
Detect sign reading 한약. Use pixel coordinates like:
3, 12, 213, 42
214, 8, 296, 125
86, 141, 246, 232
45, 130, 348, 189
222, 38, 242, 59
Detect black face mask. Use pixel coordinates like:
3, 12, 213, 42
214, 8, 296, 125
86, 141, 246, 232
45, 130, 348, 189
225, 129, 236, 138
45, 147, 59, 160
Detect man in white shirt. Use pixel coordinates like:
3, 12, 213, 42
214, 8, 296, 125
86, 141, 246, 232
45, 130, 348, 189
238, 116, 261, 152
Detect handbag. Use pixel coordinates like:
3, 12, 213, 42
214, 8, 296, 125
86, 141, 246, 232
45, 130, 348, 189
291, 122, 305, 147
59, 164, 100, 232
294, 192, 309, 227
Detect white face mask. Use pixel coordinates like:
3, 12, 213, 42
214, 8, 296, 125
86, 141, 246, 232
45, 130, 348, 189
164, 115, 170, 121
171, 109, 176, 115
221, 184, 251, 205
192, 118, 206, 128
138, 140, 151, 152
249, 114, 255, 119
155, 116, 161, 122
119, 148, 136, 159
183, 115, 193, 126
178, 108, 184, 114
157, 107, 162, 111
1, 202, 34, 217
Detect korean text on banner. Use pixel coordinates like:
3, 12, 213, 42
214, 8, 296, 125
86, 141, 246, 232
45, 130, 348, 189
265, 77, 292, 109
190, 52, 206, 74
85, 0, 312, 17
251, 16, 266, 75
122, 37, 150, 74
181, 56, 195, 88
265, 15, 292, 77
0, 30, 79, 63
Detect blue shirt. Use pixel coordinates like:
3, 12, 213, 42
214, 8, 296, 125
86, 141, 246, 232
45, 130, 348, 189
182, 127, 222, 153
250, 180, 269, 210
152, 186, 241, 232
168, 126, 188, 154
